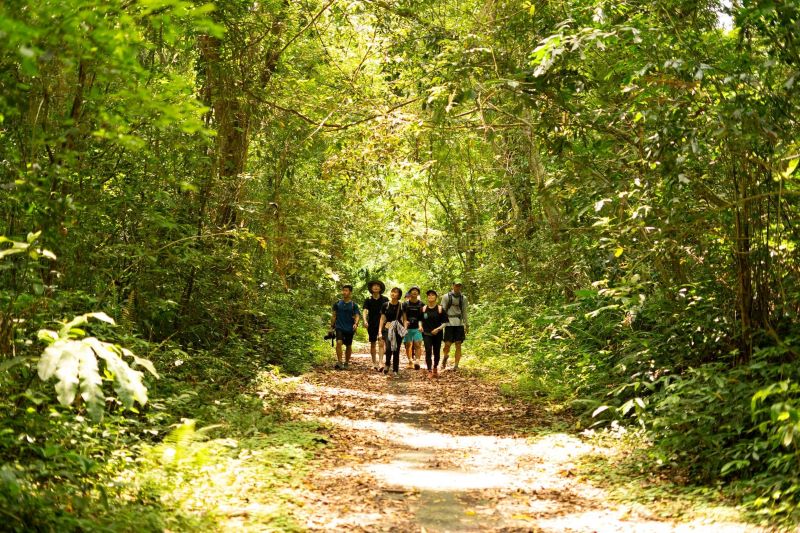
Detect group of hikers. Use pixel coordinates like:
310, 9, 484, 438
329, 280, 468, 378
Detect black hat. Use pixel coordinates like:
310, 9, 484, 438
368, 280, 386, 294
426, 289, 438, 296
408, 286, 421, 294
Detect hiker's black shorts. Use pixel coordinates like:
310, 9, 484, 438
367, 323, 381, 343
335, 328, 354, 346
443, 325, 465, 343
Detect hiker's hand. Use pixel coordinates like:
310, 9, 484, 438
363, 321, 368, 329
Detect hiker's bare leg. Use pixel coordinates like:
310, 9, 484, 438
405, 342, 413, 365
454, 341, 463, 367
345, 344, 353, 365
379, 338, 385, 364
336, 340, 344, 364
442, 341, 452, 368
370, 341, 378, 367
414, 341, 422, 365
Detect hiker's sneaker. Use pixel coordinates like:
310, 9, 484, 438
393, 371, 400, 378
407, 362, 414, 369
414, 363, 420, 370
427, 370, 433, 379
433, 368, 439, 378
334, 362, 343, 370
441, 356, 449, 369
343, 363, 349, 370
452, 365, 459, 371
382, 366, 389, 374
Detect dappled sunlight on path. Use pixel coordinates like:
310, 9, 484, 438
286, 351, 760, 532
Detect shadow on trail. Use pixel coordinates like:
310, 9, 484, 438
288, 352, 759, 532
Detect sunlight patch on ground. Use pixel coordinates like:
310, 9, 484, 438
292, 356, 763, 532
367, 451, 514, 491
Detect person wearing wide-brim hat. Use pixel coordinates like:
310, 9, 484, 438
363, 280, 388, 371
442, 279, 468, 371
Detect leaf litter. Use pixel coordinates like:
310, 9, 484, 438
278, 350, 764, 532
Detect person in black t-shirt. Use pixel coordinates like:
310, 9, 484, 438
402, 286, 424, 370
378, 287, 405, 376
420, 289, 448, 378
363, 281, 388, 372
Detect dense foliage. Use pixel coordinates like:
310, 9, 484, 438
1, 0, 799, 528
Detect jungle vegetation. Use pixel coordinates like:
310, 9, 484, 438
1, 0, 799, 529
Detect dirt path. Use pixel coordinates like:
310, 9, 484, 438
285, 350, 758, 532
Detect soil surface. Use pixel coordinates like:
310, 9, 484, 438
285, 350, 759, 532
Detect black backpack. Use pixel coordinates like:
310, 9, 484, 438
443, 292, 463, 318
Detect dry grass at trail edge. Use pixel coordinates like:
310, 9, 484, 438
280, 348, 764, 533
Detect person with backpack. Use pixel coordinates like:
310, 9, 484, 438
330, 284, 361, 370
441, 280, 468, 371
420, 289, 448, 378
378, 287, 405, 377
402, 286, 424, 370
363, 280, 388, 372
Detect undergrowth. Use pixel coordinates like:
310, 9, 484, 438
0, 328, 332, 532
470, 286, 800, 528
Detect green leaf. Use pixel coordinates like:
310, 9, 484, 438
126, 349, 160, 378
0, 356, 33, 372
784, 157, 799, 177
782, 428, 793, 447
39, 249, 57, 260
37, 329, 59, 343
26, 230, 41, 244
87, 312, 116, 325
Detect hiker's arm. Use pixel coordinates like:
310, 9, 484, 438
353, 307, 361, 329
362, 308, 369, 329
435, 306, 446, 333
378, 315, 386, 337
403, 311, 409, 329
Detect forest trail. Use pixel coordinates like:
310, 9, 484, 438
282, 349, 759, 533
